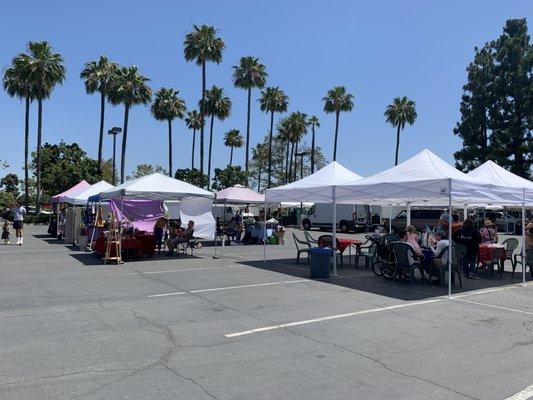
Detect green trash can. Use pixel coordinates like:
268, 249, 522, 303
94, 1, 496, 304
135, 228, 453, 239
310, 247, 331, 278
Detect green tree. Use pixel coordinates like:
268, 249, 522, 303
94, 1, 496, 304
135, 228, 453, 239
130, 164, 165, 179
80, 56, 119, 177
285, 112, 308, 182
250, 142, 268, 192
232, 56, 268, 175
307, 115, 320, 173
15, 41, 66, 213
183, 24, 225, 180
174, 168, 208, 188
3, 57, 34, 209
202, 85, 232, 186
322, 86, 354, 161
185, 110, 203, 170
259, 86, 289, 187
384, 96, 418, 166
101, 158, 117, 186
212, 165, 248, 190
224, 129, 244, 166
151, 88, 187, 176
1, 173, 20, 197
108, 65, 152, 184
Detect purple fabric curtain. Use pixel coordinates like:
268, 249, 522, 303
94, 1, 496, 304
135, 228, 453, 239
110, 199, 164, 233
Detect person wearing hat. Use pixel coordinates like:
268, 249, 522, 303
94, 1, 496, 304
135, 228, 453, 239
154, 214, 169, 254
480, 219, 498, 244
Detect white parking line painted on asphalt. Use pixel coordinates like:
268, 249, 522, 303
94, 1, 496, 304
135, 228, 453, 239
452, 284, 528, 299
225, 298, 443, 338
147, 279, 310, 298
505, 384, 533, 400
137, 265, 244, 275
453, 298, 533, 317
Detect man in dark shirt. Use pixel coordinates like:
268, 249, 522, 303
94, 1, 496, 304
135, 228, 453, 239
453, 218, 482, 279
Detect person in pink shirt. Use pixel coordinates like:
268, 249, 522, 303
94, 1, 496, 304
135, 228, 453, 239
405, 225, 423, 257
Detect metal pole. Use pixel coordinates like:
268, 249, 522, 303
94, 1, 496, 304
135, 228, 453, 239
522, 188, 526, 286
112, 134, 117, 186
213, 195, 218, 259
263, 200, 267, 262
448, 179, 452, 298
389, 204, 392, 233
406, 202, 411, 227
332, 187, 338, 276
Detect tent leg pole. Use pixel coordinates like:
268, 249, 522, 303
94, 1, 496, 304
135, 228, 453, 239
406, 202, 411, 228
389, 204, 392, 233
522, 189, 526, 287
448, 181, 452, 299
263, 201, 267, 262
332, 188, 337, 277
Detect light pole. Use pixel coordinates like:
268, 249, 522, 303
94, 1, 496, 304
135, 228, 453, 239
295, 151, 310, 179
108, 127, 122, 186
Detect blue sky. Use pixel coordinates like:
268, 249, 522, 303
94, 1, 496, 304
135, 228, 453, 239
0, 0, 531, 181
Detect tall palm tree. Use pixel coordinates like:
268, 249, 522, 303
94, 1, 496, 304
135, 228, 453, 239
232, 56, 268, 176
16, 41, 66, 213
224, 129, 244, 166
384, 96, 418, 165
307, 115, 320, 173
276, 118, 291, 183
3, 59, 34, 209
151, 88, 187, 176
80, 56, 119, 177
259, 86, 288, 187
322, 86, 354, 161
108, 65, 152, 183
183, 25, 225, 180
185, 110, 202, 170
202, 85, 231, 186
251, 142, 268, 192
284, 112, 307, 182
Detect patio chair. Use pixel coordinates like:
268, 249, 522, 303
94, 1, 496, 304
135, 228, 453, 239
293, 233, 311, 264
317, 234, 344, 268
484, 247, 505, 279
447, 244, 466, 288
383, 234, 400, 245
303, 230, 319, 246
513, 248, 533, 278
355, 235, 377, 269
390, 242, 420, 284
501, 238, 519, 271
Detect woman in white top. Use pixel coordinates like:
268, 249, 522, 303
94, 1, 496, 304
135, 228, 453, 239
11, 202, 26, 245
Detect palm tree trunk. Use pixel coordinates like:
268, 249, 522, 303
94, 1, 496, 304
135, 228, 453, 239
267, 110, 274, 188
24, 96, 30, 209
229, 147, 234, 166
120, 104, 130, 184
333, 110, 340, 161
257, 167, 262, 192
245, 87, 252, 178
394, 125, 401, 166
191, 128, 196, 170
285, 139, 290, 184
293, 141, 299, 181
207, 114, 215, 187
35, 97, 43, 215
311, 124, 316, 173
289, 142, 294, 183
97, 91, 105, 178
167, 118, 173, 177
200, 61, 206, 185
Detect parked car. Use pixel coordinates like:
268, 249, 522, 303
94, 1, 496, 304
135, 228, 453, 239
391, 209, 443, 232
474, 210, 517, 233
301, 203, 369, 233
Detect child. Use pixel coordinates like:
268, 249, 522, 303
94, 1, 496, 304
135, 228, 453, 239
2, 220, 11, 244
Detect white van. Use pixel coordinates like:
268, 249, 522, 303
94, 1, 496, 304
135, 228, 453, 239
301, 203, 371, 233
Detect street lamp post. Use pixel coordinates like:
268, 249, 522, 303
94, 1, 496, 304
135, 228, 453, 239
295, 151, 310, 179
108, 127, 122, 186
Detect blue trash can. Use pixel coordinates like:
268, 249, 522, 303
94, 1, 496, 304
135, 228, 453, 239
310, 247, 331, 278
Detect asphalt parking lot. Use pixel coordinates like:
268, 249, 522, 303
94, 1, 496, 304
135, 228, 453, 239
1, 225, 532, 400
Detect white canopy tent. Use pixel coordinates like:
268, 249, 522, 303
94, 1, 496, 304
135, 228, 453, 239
63, 181, 114, 205
335, 149, 525, 296
214, 184, 265, 204
265, 161, 365, 275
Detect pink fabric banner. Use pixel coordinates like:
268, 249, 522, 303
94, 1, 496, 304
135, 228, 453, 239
110, 199, 164, 233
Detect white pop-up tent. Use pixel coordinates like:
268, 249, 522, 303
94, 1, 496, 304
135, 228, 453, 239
215, 184, 265, 204
335, 149, 525, 295
265, 161, 364, 275
63, 181, 114, 205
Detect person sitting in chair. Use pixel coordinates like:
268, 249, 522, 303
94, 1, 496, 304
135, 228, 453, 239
429, 230, 449, 283
166, 220, 194, 256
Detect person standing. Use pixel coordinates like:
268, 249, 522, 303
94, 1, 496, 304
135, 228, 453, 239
11, 202, 26, 246
153, 215, 169, 254
480, 219, 498, 244
453, 218, 482, 279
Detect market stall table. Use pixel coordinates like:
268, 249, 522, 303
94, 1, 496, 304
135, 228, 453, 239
336, 238, 362, 265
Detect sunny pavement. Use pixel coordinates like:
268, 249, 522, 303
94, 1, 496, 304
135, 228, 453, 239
0, 225, 532, 400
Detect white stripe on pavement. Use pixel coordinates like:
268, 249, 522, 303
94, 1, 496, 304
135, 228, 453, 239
137, 265, 243, 275
147, 279, 310, 298
453, 298, 533, 317
225, 298, 443, 338
505, 384, 533, 400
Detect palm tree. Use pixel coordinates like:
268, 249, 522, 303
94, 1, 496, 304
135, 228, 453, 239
183, 25, 225, 180
384, 96, 418, 165
322, 86, 354, 161
232, 56, 268, 176
282, 112, 307, 182
185, 110, 203, 170
80, 56, 119, 177
3, 59, 34, 209
202, 85, 232, 186
259, 86, 288, 187
306, 115, 320, 173
108, 65, 152, 183
224, 129, 244, 166
16, 41, 66, 213
251, 142, 268, 192
276, 118, 291, 183
151, 88, 187, 176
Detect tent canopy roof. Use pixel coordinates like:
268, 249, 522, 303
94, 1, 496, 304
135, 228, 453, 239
265, 161, 364, 203
98, 173, 214, 201
215, 185, 265, 204
468, 161, 533, 190
63, 181, 114, 205
51, 180, 91, 204
335, 149, 523, 206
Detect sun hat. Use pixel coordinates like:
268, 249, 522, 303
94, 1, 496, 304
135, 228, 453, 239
162, 213, 170, 220
483, 219, 495, 227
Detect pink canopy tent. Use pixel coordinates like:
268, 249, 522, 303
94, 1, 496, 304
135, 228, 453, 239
215, 185, 265, 204
51, 180, 91, 204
